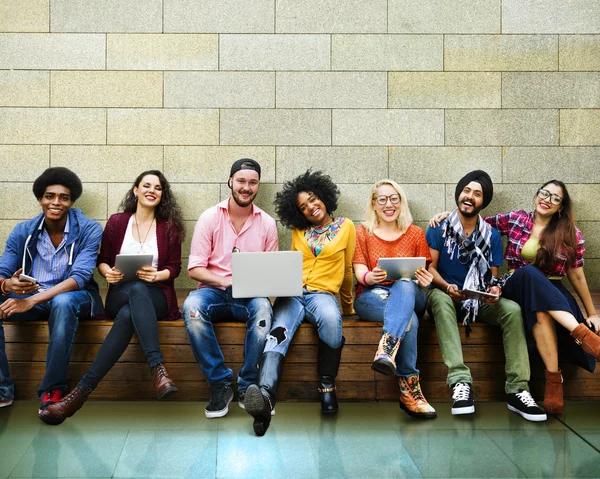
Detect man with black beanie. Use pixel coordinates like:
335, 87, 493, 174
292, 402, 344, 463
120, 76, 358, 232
425, 170, 547, 422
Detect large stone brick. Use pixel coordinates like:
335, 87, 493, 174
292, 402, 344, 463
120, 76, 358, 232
219, 34, 330, 71
107, 109, 219, 146
107, 34, 218, 70
444, 35, 557, 71
503, 73, 600, 108
0, 146, 49, 181
51, 146, 163, 182
76, 183, 108, 221
51, 71, 163, 108
568, 185, 600, 221
164, 72, 274, 108
170, 184, 222, 221
503, 0, 600, 34
388, 0, 501, 34
388, 72, 501, 109
0, 71, 49, 107
51, 0, 162, 32
276, 0, 387, 33
0, 33, 105, 69
164, 146, 276, 183
445, 109, 559, 146
276, 72, 386, 109
0, 108, 106, 145
503, 147, 600, 183
0, 0, 49, 32
164, 0, 273, 33
0, 184, 41, 219
560, 35, 600, 71
389, 147, 501, 183
276, 147, 387, 183
332, 110, 444, 146
560, 110, 600, 146
332, 34, 442, 71
220, 109, 331, 146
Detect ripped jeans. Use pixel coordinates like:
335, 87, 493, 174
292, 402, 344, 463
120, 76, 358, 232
183, 287, 272, 392
264, 290, 343, 356
354, 280, 426, 378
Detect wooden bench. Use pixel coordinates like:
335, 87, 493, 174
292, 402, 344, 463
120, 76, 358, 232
4, 290, 600, 402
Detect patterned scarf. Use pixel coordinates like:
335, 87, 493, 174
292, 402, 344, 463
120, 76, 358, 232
304, 217, 345, 256
441, 211, 493, 329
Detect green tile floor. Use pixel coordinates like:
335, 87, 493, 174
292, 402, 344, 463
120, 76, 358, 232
1, 400, 599, 478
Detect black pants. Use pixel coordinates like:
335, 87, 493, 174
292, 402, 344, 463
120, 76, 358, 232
80, 281, 168, 389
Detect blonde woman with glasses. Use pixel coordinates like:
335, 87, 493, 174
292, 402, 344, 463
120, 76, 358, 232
353, 180, 436, 419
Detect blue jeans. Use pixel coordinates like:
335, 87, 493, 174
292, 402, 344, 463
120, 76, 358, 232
183, 287, 272, 392
354, 280, 426, 378
264, 290, 343, 356
0, 290, 92, 400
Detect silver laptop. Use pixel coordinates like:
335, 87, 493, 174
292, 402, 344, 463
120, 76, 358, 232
232, 251, 303, 299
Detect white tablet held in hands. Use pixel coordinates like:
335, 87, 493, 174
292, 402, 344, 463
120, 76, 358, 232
114, 254, 153, 282
377, 257, 427, 281
458, 288, 499, 300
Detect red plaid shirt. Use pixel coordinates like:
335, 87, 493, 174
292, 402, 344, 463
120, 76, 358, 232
484, 210, 584, 278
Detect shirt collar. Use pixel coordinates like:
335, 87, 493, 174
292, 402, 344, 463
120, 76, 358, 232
37, 215, 70, 234
219, 198, 261, 216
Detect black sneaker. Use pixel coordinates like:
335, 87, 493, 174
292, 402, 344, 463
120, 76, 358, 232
451, 382, 475, 415
205, 382, 233, 419
507, 390, 547, 422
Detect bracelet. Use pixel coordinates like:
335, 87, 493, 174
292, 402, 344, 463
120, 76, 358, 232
362, 271, 370, 286
0, 279, 8, 295
446, 284, 452, 294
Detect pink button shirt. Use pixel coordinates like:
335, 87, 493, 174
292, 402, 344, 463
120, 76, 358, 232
188, 199, 278, 289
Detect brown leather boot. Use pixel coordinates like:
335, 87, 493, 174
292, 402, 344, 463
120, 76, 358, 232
571, 324, 600, 360
398, 375, 437, 419
544, 370, 564, 415
38, 385, 92, 425
153, 363, 177, 400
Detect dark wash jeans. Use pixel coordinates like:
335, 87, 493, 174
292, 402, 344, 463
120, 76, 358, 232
80, 280, 167, 390
0, 290, 92, 400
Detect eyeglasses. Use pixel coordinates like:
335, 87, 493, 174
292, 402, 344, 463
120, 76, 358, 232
537, 188, 563, 206
375, 194, 401, 205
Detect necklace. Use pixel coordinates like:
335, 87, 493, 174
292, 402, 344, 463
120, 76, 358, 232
134, 214, 155, 253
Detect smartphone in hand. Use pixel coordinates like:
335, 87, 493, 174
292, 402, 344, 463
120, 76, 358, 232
19, 273, 37, 284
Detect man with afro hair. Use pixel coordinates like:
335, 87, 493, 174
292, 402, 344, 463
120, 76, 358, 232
0, 167, 103, 417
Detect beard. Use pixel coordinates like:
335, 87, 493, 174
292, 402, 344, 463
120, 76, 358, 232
458, 199, 482, 218
231, 188, 257, 207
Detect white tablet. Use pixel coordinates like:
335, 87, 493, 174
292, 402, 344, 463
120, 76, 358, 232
377, 257, 427, 281
458, 288, 499, 300
114, 254, 153, 282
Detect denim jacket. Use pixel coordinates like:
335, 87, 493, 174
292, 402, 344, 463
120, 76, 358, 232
0, 208, 104, 316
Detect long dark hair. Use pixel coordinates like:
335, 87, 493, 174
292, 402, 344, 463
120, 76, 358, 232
120, 170, 185, 243
535, 180, 577, 272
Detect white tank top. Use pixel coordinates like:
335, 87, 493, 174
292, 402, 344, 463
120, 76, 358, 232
119, 215, 159, 268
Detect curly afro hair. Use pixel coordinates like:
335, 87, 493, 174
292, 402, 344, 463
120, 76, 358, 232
32, 167, 83, 202
275, 170, 340, 230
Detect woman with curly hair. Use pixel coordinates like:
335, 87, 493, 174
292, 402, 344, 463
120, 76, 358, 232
353, 180, 436, 419
40, 170, 185, 425
244, 170, 355, 436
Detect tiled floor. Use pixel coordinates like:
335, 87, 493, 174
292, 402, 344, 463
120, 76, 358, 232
0, 400, 599, 478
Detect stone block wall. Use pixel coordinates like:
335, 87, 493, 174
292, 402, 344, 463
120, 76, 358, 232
1, 1, 599, 288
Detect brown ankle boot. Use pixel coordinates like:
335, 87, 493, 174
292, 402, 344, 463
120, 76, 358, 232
38, 385, 92, 425
153, 363, 177, 400
544, 370, 564, 415
571, 324, 600, 360
398, 375, 437, 419
372, 333, 401, 376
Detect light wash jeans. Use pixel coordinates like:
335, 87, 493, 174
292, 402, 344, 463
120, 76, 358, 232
0, 290, 92, 400
354, 280, 426, 378
183, 287, 272, 392
264, 289, 343, 356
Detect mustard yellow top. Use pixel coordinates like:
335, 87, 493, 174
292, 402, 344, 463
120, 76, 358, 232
291, 218, 356, 314
518, 237, 562, 280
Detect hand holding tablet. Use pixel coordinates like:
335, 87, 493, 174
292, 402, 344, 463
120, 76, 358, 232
114, 254, 153, 282
377, 257, 427, 281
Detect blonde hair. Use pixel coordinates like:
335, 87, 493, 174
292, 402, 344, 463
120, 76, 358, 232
363, 179, 413, 234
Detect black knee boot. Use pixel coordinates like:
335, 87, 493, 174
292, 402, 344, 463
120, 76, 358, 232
317, 337, 345, 415
244, 351, 284, 436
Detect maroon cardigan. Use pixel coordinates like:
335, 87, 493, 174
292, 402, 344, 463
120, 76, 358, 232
98, 212, 182, 320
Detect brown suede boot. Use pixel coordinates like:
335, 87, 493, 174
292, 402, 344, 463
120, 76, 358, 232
571, 324, 600, 360
38, 385, 92, 425
153, 363, 177, 400
544, 370, 564, 415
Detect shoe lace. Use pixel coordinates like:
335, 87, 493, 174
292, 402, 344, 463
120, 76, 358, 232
63, 386, 91, 405
154, 364, 167, 380
382, 335, 398, 355
516, 390, 537, 408
210, 384, 229, 404
408, 377, 426, 401
452, 383, 471, 401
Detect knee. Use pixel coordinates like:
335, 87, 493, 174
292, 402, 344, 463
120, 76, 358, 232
391, 279, 417, 296
125, 281, 150, 297
264, 326, 289, 352
248, 298, 273, 329
182, 294, 207, 329
497, 299, 522, 323
50, 292, 78, 312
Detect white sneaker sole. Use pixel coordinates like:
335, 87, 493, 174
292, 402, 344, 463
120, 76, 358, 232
0, 399, 13, 408
205, 394, 233, 419
239, 401, 275, 416
507, 404, 547, 422
451, 405, 475, 415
